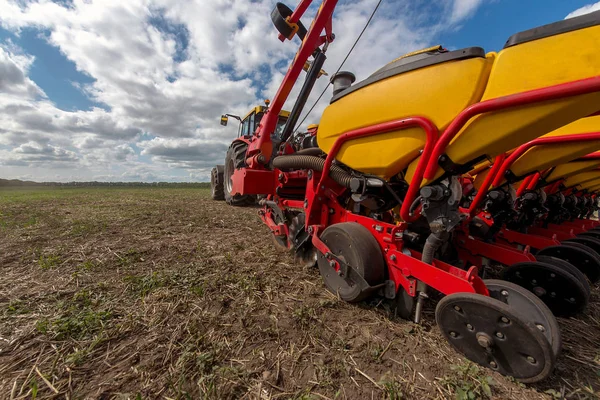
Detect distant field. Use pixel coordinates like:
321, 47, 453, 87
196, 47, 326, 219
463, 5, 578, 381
0, 187, 598, 399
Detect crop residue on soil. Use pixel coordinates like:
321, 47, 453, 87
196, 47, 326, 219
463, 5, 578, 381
0, 188, 598, 399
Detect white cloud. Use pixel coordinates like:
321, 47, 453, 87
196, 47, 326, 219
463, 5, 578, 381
449, 0, 485, 24
0, 0, 488, 182
0, 44, 44, 99
565, 2, 600, 19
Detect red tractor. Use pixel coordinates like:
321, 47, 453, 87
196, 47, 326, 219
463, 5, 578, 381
215, 0, 600, 382
211, 103, 290, 205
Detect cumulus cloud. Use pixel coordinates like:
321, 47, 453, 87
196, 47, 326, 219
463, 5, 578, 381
4, 141, 79, 166
0, 0, 488, 182
0, 44, 44, 99
565, 2, 600, 19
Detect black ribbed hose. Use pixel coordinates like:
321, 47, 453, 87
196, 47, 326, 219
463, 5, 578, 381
421, 231, 449, 264
273, 155, 353, 188
292, 148, 324, 156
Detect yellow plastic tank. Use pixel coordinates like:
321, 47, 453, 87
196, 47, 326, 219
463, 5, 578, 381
319, 11, 600, 185
545, 156, 600, 182
564, 171, 600, 188
317, 47, 493, 179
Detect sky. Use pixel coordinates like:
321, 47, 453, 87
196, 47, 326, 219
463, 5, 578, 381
0, 0, 599, 183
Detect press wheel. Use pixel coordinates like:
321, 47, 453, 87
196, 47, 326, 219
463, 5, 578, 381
436, 293, 554, 383
565, 236, 600, 259
501, 261, 588, 317
536, 244, 600, 283
317, 223, 385, 303
535, 255, 590, 297
577, 230, 600, 239
484, 279, 561, 358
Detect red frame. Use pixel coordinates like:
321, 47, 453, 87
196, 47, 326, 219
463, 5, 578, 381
234, 0, 600, 303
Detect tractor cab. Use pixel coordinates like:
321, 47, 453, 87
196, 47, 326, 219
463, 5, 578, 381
221, 102, 290, 140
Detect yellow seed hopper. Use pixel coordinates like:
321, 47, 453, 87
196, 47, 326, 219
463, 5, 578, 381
472, 115, 600, 189
316, 11, 600, 185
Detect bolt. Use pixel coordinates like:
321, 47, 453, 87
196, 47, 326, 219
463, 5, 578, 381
527, 356, 536, 364
390, 254, 397, 262
476, 333, 493, 348
450, 331, 457, 338
278, 172, 284, 182
308, 226, 313, 234
550, 273, 556, 278
466, 323, 473, 330
531, 279, 537, 285
489, 361, 497, 368
569, 297, 576, 303
454, 305, 461, 312
536, 324, 545, 332
329, 208, 335, 214
329, 260, 336, 268
550, 292, 556, 298
495, 332, 504, 339
307, 170, 313, 179
501, 290, 509, 297
304, 200, 308, 208
501, 316, 510, 323
337, 269, 343, 276
374, 225, 383, 232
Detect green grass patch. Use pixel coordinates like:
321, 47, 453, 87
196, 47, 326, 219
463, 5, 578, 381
38, 253, 62, 269
124, 271, 168, 297
35, 289, 113, 340
441, 361, 494, 400
4, 300, 31, 316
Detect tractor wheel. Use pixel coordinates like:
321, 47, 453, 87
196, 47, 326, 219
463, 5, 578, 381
316, 223, 385, 303
224, 141, 256, 207
210, 165, 225, 200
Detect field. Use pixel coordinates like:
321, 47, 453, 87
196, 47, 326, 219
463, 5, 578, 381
0, 187, 598, 399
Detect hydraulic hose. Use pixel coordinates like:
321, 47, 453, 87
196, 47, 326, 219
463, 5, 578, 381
408, 195, 423, 215
273, 155, 353, 188
292, 148, 324, 156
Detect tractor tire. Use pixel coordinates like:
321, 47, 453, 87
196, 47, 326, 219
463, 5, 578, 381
224, 141, 256, 207
210, 165, 225, 200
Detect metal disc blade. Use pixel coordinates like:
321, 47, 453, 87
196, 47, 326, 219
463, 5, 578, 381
436, 293, 554, 383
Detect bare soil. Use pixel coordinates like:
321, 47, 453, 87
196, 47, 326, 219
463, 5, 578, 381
0, 187, 598, 399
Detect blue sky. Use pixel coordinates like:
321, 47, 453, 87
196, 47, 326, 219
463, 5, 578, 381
0, 0, 598, 182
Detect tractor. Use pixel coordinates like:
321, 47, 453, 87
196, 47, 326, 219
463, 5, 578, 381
210, 103, 291, 204
211, 0, 600, 383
